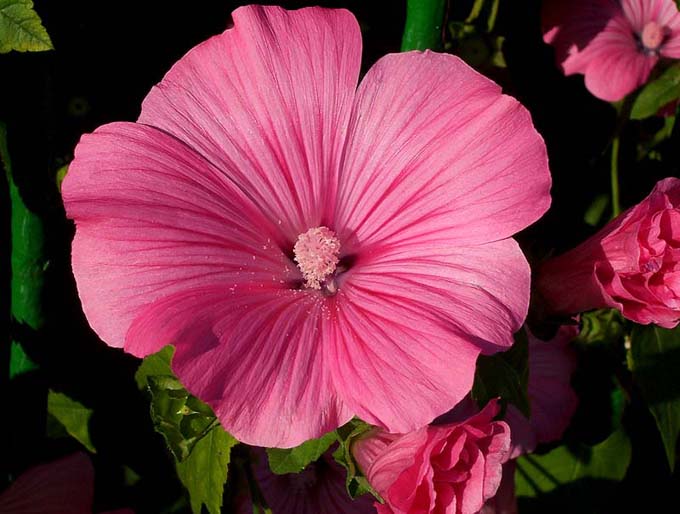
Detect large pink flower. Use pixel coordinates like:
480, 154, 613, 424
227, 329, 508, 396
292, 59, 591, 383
538, 177, 680, 328
352, 400, 511, 514
62, 5, 551, 447
543, 0, 680, 101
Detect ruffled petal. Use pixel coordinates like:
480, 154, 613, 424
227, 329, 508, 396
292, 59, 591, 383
329, 239, 530, 433
139, 5, 362, 240
63, 122, 295, 350
334, 51, 550, 251
126, 287, 353, 447
0, 453, 93, 513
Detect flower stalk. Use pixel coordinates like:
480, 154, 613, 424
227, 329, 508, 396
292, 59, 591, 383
401, 0, 447, 51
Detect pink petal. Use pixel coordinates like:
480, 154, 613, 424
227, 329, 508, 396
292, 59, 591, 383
138, 5, 362, 239
0, 453, 93, 513
126, 286, 353, 447
329, 239, 530, 433
253, 448, 375, 514
63, 122, 294, 350
334, 51, 550, 251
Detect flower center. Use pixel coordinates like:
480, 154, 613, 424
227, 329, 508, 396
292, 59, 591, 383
293, 226, 341, 291
641, 21, 665, 51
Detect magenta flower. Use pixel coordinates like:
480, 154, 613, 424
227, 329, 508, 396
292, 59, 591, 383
537, 178, 680, 328
352, 400, 511, 514
505, 325, 579, 457
0, 453, 133, 514
543, 0, 680, 101
63, 5, 551, 447
243, 448, 375, 514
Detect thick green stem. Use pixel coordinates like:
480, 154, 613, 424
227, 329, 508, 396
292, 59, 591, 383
610, 135, 621, 218
1, 122, 46, 378
401, 0, 447, 51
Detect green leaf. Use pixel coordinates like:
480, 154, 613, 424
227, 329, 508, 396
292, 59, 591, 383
630, 324, 680, 471
472, 329, 530, 417
575, 309, 624, 346
147, 375, 218, 462
631, 64, 680, 120
176, 423, 238, 514
0, 0, 53, 53
515, 428, 631, 497
583, 194, 610, 227
332, 419, 382, 501
47, 390, 96, 453
134, 345, 174, 390
266, 430, 337, 474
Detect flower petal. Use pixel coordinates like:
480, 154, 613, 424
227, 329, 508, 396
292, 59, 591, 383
329, 239, 530, 433
138, 5, 362, 240
334, 51, 550, 251
126, 286, 352, 447
0, 453, 93, 513
63, 122, 296, 351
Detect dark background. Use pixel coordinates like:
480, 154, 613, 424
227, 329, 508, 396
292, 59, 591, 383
1, 0, 678, 512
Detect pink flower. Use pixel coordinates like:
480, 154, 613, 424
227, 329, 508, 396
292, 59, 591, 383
504, 325, 579, 457
538, 177, 680, 328
352, 401, 511, 514
245, 448, 375, 514
543, 0, 680, 101
0, 453, 133, 514
62, 5, 551, 447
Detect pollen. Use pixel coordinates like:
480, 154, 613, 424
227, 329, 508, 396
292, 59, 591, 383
294, 226, 341, 290
641, 21, 665, 51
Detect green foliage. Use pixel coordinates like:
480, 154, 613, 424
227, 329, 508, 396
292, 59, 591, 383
0, 0, 53, 53
134, 345, 174, 389
147, 375, 218, 462
136, 346, 238, 513
516, 428, 632, 497
267, 430, 337, 474
332, 418, 382, 501
576, 309, 625, 346
583, 194, 610, 227
46, 390, 96, 453
631, 64, 680, 120
472, 329, 530, 417
630, 324, 680, 471
176, 424, 238, 514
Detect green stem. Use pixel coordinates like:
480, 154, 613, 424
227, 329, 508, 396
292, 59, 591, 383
1, 122, 46, 378
610, 135, 621, 218
401, 0, 447, 51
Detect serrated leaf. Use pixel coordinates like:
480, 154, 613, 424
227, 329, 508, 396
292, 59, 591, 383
47, 390, 96, 453
631, 64, 680, 120
147, 375, 218, 462
176, 424, 238, 514
515, 428, 631, 497
0, 0, 53, 53
134, 345, 174, 389
266, 430, 337, 474
630, 324, 680, 471
472, 329, 530, 417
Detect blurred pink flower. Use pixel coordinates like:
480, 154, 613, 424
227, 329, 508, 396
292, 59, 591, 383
0, 453, 133, 514
353, 400, 511, 514
63, 5, 551, 447
505, 325, 579, 457
245, 448, 375, 514
543, 0, 680, 101
538, 177, 680, 328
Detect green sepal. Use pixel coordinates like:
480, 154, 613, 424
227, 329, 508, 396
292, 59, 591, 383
332, 418, 382, 501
